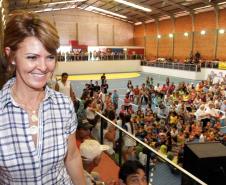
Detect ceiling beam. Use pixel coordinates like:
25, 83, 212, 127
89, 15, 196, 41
78, 0, 100, 10
199, 0, 217, 7
165, 0, 193, 13
90, 0, 157, 21
77, 0, 141, 22
127, 0, 173, 17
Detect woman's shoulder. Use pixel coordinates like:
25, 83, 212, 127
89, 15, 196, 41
0, 78, 15, 101
46, 86, 72, 104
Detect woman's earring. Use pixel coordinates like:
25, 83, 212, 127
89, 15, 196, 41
12, 61, 15, 65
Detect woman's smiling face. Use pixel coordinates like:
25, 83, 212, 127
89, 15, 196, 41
8, 36, 56, 91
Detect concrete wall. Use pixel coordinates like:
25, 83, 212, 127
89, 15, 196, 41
39, 9, 134, 46
54, 60, 225, 81
141, 66, 226, 80
55, 60, 141, 75
134, 9, 226, 60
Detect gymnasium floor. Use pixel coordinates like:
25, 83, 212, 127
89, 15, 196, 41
70, 72, 197, 98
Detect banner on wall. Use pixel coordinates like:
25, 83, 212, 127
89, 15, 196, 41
218, 62, 226, 70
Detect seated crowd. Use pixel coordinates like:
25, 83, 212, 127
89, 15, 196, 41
71, 72, 226, 167
53, 71, 225, 183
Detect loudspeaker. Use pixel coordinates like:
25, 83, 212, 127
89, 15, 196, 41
182, 142, 226, 185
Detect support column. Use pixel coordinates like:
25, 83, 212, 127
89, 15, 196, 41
171, 16, 175, 59
133, 25, 135, 45
75, 23, 78, 41
97, 24, 99, 46
190, 13, 195, 57
112, 24, 115, 46
144, 23, 147, 58
156, 19, 160, 58
214, 7, 219, 59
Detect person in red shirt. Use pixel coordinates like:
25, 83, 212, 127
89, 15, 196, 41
133, 85, 140, 105
161, 84, 168, 94
124, 94, 131, 111
168, 82, 175, 94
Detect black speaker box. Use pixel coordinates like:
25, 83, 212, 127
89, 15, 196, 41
182, 142, 226, 185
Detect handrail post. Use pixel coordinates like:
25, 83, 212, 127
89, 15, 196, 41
118, 130, 123, 166
146, 152, 151, 184
94, 111, 208, 185
100, 117, 104, 144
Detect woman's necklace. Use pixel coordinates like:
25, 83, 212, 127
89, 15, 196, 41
11, 86, 44, 135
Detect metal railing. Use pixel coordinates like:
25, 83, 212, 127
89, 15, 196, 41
200, 61, 219, 69
89, 110, 208, 185
57, 53, 144, 62
141, 61, 201, 72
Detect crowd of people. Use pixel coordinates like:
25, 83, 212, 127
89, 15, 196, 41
72, 71, 226, 169
57, 50, 144, 62
0, 10, 225, 185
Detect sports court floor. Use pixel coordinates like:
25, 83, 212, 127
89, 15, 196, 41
70, 72, 197, 99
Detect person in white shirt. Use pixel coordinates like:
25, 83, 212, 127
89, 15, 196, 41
55, 72, 75, 99
205, 102, 219, 118
80, 139, 109, 185
199, 131, 205, 143
123, 115, 137, 161
205, 102, 219, 126
195, 104, 207, 121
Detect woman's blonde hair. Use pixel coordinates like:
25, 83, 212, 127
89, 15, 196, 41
4, 11, 59, 56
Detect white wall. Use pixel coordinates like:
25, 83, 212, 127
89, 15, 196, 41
142, 66, 226, 80
55, 60, 141, 75
201, 68, 226, 79
54, 60, 225, 80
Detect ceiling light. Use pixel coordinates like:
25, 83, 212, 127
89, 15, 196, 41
145, 19, 155, 23
169, 33, 173, 38
48, 0, 86, 6
219, 29, 225, 34
159, 15, 171, 21
194, 5, 211, 11
184, 32, 189, 37
218, 2, 226, 5
134, 22, 142, 25
86, 6, 127, 19
157, 34, 161, 39
114, 0, 151, 12
34, 5, 76, 13
200, 30, 206, 35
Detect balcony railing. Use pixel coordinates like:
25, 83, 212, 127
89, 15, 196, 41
57, 53, 144, 62
75, 96, 208, 185
93, 111, 208, 185
141, 61, 201, 72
